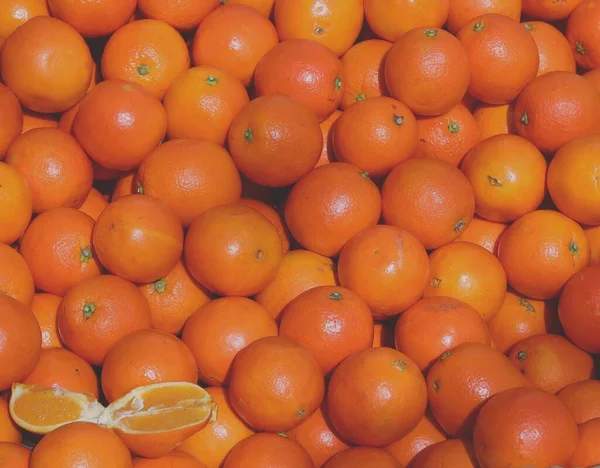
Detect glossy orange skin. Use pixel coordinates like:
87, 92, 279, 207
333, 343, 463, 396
324, 447, 400, 468
221, 0, 273, 17
584, 67, 600, 92
31, 294, 63, 349
332, 97, 418, 178
30, 422, 132, 468
73, 80, 167, 171
164, 67, 249, 145
255, 250, 337, 321
569, 418, 600, 467
0, 295, 41, 390
559, 265, 600, 353
179, 387, 254, 468
395, 297, 491, 371
0, 0, 49, 47
514, 71, 600, 154
363, 0, 450, 42
548, 135, 600, 225
57, 274, 152, 365
427, 342, 529, 437
0, 397, 20, 443
0, 243, 35, 306
457, 14, 539, 105
0, 442, 30, 467
0, 162, 31, 245
102, 329, 198, 402
415, 104, 480, 166
488, 290, 558, 353
93, 195, 184, 283
23, 347, 99, 396
472, 102, 516, 140
182, 297, 277, 386
139, 260, 211, 335
223, 433, 314, 468
20, 208, 102, 296
454, 216, 507, 255
48, 0, 136, 37
473, 387, 578, 468
558, 380, 600, 424
192, 5, 278, 86
385, 28, 470, 116
78, 188, 108, 221
498, 210, 590, 300
384, 415, 447, 468
461, 134, 546, 223
508, 334, 595, 394
254, 39, 344, 122
566, 0, 600, 70
184, 203, 284, 296
337, 225, 429, 318
523, 21, 576, 76
238, 198, 291, 254
287, 405, 349, 467
327, 347, 427, 446
133, 451, 207, 468
137, 0, 219, 30
228, 95, 322, 187
317, 110, 341, 167
447, 0, 522, 33
285, 163, 382, 257
0, 84, 22, 160
381, 158, 475, 250
410, 440, 478, 468
522, 0, 584, 19
6, 128, 93, 213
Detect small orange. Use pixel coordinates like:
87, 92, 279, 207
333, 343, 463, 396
0, 395, 21, 443
0, 0, 49, 48
472, 102, 517, 140
523, 21, 576, 76
411, 440, 478, 468
31, 294, 63, 349
78, 188, 108, 221
238, 198, 291, 254
569, 418, 600, 468
566, 0, 600, 70
0, 84, 22, 160
316, 109, 341, 167
0, 442, 30, 467
522, 0, 585, 20
137, 0, 219, 31
0, 243, 35, 306
0, 162, 31, 245
454, 216, 507, 255
447, 0, 522, 33
133, 451, 207, 468
47, 0, 136, 37
223, 433, 314, 468
558, 379, 600, 424
324, 447, 401, 468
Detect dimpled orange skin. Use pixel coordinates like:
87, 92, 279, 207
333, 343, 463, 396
0, 0, 49, 48
558, 380, 600, 424
223, 433, 314, 468
385, 28, 470, 116
133, 451, 208, 468
569, 418, 600, 468
454, 216, 507, 255
457, 14, 539, 105
137, 0, 219, 31
0, 442, 30, 467
79, 188, 108, 222
566, 0, 600, 70
411, 440, 478, 468
73, 80, 167, 171
238, 198, 291, 254
254, 39, 344, 122
284, 162, 382, 258
522, 0, 584, 20
317, 110, 341, 167
0, 162, 31, 245
0, 85, 22, 160
332, 97, 418, 178
381, 158, 475, 250
472, 102, 517, 140
584, 68, 600, 92
523, 21, 576, 76
447, 0, 522, 33
31, 293, 64, 349
0, 243, 35, 306
498, 210, 590, 300
324, 447, 401, 468
337, 225, 429, 319
0, 16, 92, 113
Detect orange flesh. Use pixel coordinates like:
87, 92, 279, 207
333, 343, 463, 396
120, 405, 211, 431
12, 391, 86, 426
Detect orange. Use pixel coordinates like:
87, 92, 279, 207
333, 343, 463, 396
385, 28, 470, 116
395, 297, 491, 371
363, 0, 450, 42
274, 0, 363, 56
228, 336, 324, 432
332, 96, 418, 178
457, 14, 539, 105
284, 163, 382, 257
498, 210, 590, 299
73, 80, 167, 171
447, 0, 522, 33
6, 128, 93, 213
0, 84, 22, 159
522, 0, 585, 20
133, 452, 207, 468
558, 379, 600, 424
488, 290, 559, 353
415, 103, 481, 166
238, 198, 291, 254
23, 347, 99, 396
182, 297, 278, 386
0, 243, 35, 306
508, 333, 595, 394
473, 387, 578, 468
454, 216, 507, 255
587, 225, 600, 265
410, 440, 478, 468
138, 260, 211, 335
57, 274, 152, 365
0, 394, 21, 443
584, 67, 600, 92
0, 442, 29, 467
327, 347, 427, 446
101, 329, 198, 402
220, 0, 274, 17
337, 225, 429, 318
93, 194, 184, 283
381, 158, 475, 250
184, 203, 284, 296
254, 39, 344, 122
228, 95, 322, 187
460, 134, 547, 222
163, 67, 249, 145
192, 5, 278, 86
0, 162, 31, 245
514, 71, 600, 154
569, 418, 600, 467
78, 187, 108, 221
137, 0, 219, 31
112, 172, 141, 200
31, 294, 63, 349
324, 447, 401, 468
179, 387, 254, 468
566, 0, 600, 70
0, 0, 49, 48
427, 342, 529, 437
255, 249, 337, 321
223, 433, 314, 468
340, 39, 392, 109
317, 109, 341, 167
472, 102, 516, 140
523, 21, 576, 76
47, 0, 136, 37
548, 135, 600, 225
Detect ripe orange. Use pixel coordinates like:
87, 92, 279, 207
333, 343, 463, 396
584, 67, 600, 92
0, 395, 21, 443
447, 0, 522, 33
0, 442, 29, 467
523, 21, 576, 76
78, 188, 108, 221
587, 225, 600, 265
472, 102, 516, 140
220, 0, 273, 17
522, 0, 585, 20
133, 452, 207, 468
558, 379, 600, 424
0, 162, 31, 245
111, 172, 140, 200
223, 433, 314, 468
47, 0, 136, 37
0, 243, 35, 306
324, 447, 401, 468
0, 0, 49, 48
569, 418, 600, 468
566, 0, 600, 70
137, 0, 219, 31
317, 109, 341, 167
410, 440, 478, 468
238, 198, 291, 254
0, 84, 22, 160
454, 216, 507, 255
31, 294, 63, 349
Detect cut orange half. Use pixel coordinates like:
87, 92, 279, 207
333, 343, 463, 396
9, 383, 104, 434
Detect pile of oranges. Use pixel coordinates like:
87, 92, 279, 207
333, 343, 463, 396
1, 0, 600, 466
